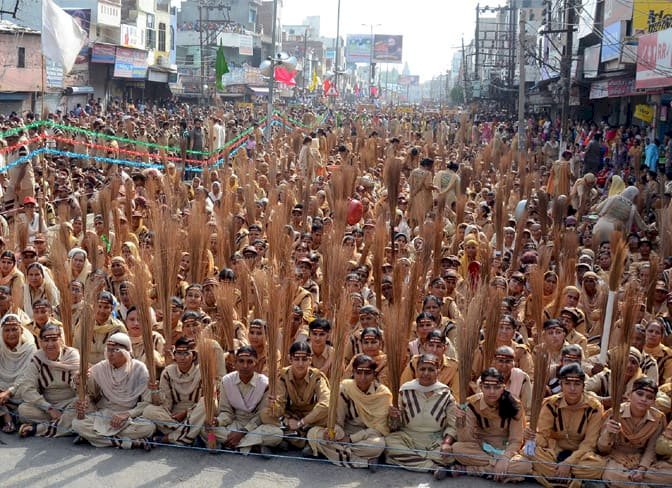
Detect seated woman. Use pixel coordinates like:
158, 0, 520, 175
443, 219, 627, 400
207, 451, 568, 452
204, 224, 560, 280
125, 306, 165, 371
483, 346, 532, 417
452, 368, 532, 482
72, 333, 155, 450
386, 353, 457, 479
142, 337, 204, 446
260, 341, 330, 452
247, 319, 279, 376
17, 323, 79, 438
401, 330, 458, 393
642, 320, 672, 385
344, 327, 388, 388
652, 419, 672, 484
598, 377, 667, 488
308, 354, 392, 468
0, 314, 36, 433
472, 314, 533, 378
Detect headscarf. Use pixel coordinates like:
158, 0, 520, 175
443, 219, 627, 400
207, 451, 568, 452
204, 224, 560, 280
621, 186, 639, 202
0, 320, 36, 390
340, 379, 393, 435
67, 247, 91, 283
608, 175, 626, 197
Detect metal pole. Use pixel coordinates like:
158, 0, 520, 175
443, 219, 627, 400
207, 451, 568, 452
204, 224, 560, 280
199, 3, 204, 103
474, 3, 480, 80
369, 25, 374, 101
265, 0, 278, 142
334, 0, 341, 99
518, 7, 526, 155
560, 0, 575, 148
301, 26, 309, 99
462, 36, 468, 104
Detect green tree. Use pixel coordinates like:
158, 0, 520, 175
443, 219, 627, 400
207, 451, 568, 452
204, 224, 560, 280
450, 85, 464, 104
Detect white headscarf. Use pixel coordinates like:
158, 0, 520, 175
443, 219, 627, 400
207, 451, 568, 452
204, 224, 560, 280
0, 318, 36, 390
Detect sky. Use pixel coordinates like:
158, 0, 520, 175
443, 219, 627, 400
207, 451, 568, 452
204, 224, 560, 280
281, 0, 501, 81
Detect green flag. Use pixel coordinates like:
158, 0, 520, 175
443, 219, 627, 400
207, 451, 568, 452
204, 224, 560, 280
215, 46, 229, 91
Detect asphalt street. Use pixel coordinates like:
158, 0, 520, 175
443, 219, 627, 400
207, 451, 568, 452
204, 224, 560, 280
0, 433, 541, 488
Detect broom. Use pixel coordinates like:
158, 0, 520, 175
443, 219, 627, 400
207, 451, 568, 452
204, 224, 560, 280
524, 343, 550, 456
51, 229, 74, 346
599, 233, 626, 363
609, 283, 638, 423
481, 287, 504, 370
212, 283, 236, 353
76, 285, 97, 419
457, 284, 487, 421
326, 292, 353, 439
187, 203, 209, 284
528, 265, 545, 340
494, 184, 504, 254
372, 215, 386, 312
198, 332, 218, 449
384, 156, 402, 260
450, 195, 467, 254
129, 267, 156, 383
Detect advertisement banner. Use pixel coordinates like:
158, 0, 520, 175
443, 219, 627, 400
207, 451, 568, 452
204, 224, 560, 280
120, 24, 144, 50
601, 22, 623, 62
633, 0, 672, 34
114, 47, 148, 79
239, 35, 253, 56
634, 104, 654, 123
373, 34, 403, 63
97, 1, 121, 27
578, 0, 598, 38
583, 44, 600, 78
636, 28, 672, 89
398, 75, 420, 86
604, 0, 633, 25
346, 34, 372, 63
91, 44, 116, 64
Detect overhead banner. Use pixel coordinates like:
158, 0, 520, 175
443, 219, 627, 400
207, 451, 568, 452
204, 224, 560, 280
239, 35, 253, 56
601, 22, 623, 62
636, 27, 672, 89
398, 75, 419, 85
633, 0, 672, 34
346, 34, 372, 63
114, 47, 148, 79
373, 34, 403, 63
91, 43, 116, 64
634, 104, 654, 123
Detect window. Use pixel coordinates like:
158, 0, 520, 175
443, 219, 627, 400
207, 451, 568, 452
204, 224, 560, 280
146, 13, 156, 50
17, 47, 25, 68
185, 54, 194, 65
158, 22, 166, 52
170, 26, 175, 50
248, 7, 257, 24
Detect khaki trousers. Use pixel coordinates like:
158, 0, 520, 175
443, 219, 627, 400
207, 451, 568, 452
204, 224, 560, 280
307, 426, 385, 468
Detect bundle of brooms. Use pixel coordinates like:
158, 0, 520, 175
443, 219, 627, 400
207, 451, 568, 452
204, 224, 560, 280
52, 228, 74, 346
77, 284, 98, 419
457, 284, 488, 414
198, 332, 219, 449
609, 282, 638, 423
129, 266, 156, 383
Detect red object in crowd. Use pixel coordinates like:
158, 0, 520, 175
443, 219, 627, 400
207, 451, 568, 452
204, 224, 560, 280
347, 199, 363, 225
274, 66, 296, 86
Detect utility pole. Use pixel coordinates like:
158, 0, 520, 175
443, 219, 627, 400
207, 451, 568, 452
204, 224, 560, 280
462, 36, 469, 104
265, 0, 278, 142
474, 3, 480, 81
199, 3, 205, 103
301, 26, 310, 99
560, 0, 575, 147
518, 6, 526, 155
334, 0, 342, 100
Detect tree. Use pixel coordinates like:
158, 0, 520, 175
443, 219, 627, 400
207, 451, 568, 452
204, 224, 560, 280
450, 85, 464, 104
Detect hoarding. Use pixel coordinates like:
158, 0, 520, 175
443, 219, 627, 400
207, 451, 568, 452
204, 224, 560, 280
114, 47, 148, 79
398, 75, 419, 85
583, 44, 600, 78
91, 44, 116, 64
346, 34, 372, 63
373, 34, 403, 63
601, 22, 623, 62
633, 0, 672, 34
604, 0, 633, 26
635, 27, 672, 89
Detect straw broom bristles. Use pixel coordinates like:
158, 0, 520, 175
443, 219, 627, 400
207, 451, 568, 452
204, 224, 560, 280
384, 156, 401, 256
529, 344, 550, 430
187, 205, 209, 284
266, 278, 282, 399
212, 283, 236, 352
458, 284, 488, 406
77, 285, 97, 419
609, 233, 627, 293
51, 229, 74, 346
280, 281, 299, 368
610, 283, 638, 423
197, 332, 219, 449
528, 266, 545, 338
431, 203, 445, 278
326, 292, 353, 438
482, 288, 504, 370
495, 184, 504, 253
450, 195, 467, 254
129, 267, 156, 383
372, 215, 386, 311
510, 208, 528, 271
537, 191, 549, 242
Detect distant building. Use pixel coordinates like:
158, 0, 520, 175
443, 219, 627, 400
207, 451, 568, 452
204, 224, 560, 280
0, 20, 41, 113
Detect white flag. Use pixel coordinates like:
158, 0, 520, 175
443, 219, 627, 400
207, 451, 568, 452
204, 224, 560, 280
41, 0, 87, 74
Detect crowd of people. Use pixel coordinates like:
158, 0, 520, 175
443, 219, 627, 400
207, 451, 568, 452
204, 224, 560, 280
0, 100, 671, 487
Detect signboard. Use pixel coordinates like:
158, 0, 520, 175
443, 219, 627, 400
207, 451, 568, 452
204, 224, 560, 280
604, 0, 633, 26
398, 75, 420, 86
45, 59, 64, 89
346, 34, 372, 63
91, 44, 116, 64
578, 0, 598, 38
636, 28, 672, 89
589, 80, 609, 99
601, 22, 623, 62
634, 104, 654, 123
583, 44, 600, 78
373, 34, 403, 63
114, 47, 148, 79
120, 24, 144, 50
633, 0, 672, 34
239, 35, 253, 56
97, 1, 121, 27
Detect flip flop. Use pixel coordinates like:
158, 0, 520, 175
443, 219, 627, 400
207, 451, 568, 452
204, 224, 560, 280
18, 423, 36, 438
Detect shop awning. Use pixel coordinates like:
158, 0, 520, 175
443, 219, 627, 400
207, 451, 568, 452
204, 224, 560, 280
0, 93, 27, 101
247, 86, 269, 95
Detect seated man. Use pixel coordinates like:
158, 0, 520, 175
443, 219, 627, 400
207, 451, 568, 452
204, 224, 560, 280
386, 353, 457, 479
308, 354, 392, 468
401, 330, 458, 393
527, 363, 605, 488
453, 368, 532, 482
73, 291, 126, 365
207, 345, 280, 454
17, 323, 79, 438
260, 341, 329, 452
598, 377, 667, 488
142, 337, 205, 446
72, 333, 154, 450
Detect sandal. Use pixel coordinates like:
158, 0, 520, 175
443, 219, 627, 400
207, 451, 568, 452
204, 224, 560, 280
1, 420, 16, 434
18, 423, 37, 438
132, 438, 153, 451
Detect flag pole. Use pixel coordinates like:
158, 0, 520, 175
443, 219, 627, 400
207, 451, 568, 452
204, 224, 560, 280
41, 55, 46, 118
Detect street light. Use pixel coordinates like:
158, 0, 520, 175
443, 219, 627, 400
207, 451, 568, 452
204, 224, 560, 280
361, 23, 381, 101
